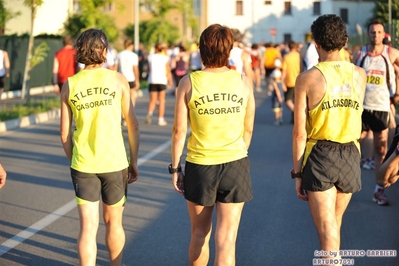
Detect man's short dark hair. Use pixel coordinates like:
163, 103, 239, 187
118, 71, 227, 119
311, 14, 348, 52
367, 20, 385, 32
63, 35, 73, 46
288, 40, 298, 50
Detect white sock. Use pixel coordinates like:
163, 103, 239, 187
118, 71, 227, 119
375, 184, 384, 192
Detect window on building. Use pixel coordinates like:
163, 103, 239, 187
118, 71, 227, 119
103, 2, 114, 12
284, 34, 292, 44
313, 1, 321, 15
236, 0, 243, 16
73, 0, 80, 12
340, 8, 348, 24
264, 1, 272, 5
284, 1, 291, 15
140, 0, 154, 12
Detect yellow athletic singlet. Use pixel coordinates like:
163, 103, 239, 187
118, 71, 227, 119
187, 70, 248, 165
68, 68, 129, 173
308, 61, 363, 143
303, 61, 363, 168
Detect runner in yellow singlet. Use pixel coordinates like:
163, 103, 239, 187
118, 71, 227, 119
60, 28, 140, 266
292, 15, 366, 263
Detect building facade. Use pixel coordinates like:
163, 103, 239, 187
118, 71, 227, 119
200, 0, 375, 45
4, 0, 376, 46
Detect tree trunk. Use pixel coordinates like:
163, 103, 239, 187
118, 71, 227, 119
20, 3, 36, 102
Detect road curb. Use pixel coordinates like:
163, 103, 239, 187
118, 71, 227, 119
0, 109, 60, 134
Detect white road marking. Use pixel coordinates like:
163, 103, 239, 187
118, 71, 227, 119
0, 139, 172, 256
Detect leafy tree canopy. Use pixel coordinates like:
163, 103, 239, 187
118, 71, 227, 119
124, 19, 180, 51
62, 0, 118, 42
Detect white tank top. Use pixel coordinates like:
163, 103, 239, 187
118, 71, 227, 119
356, 45, 395, 111
229, 47, 244, 74
0, 50, 5, 76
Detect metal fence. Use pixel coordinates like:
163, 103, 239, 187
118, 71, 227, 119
0, 36, 62, 91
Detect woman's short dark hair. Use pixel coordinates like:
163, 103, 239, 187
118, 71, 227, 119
154, 42, 167, 53
74, 28, 108, 65
199, 24, 234, 68
311, 14, 348, 52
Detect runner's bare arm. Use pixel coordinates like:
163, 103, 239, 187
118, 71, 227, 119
354, 65, 367, 102
378, 151, 399, 187
243, 75, 255, 150
0, 162, 6, 189
119, 72, 140, 183
60, 81, 73, 162
171, 75, 190, 194
293, 72, 309, 201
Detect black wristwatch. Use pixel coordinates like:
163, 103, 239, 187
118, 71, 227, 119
168, 163, 182, 174
291, 169, 302, 179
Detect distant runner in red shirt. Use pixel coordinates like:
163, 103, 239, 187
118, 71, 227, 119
52, 35, 77, 92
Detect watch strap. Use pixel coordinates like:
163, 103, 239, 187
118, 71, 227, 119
291, 169, 302, 179
168, 163, 182, 174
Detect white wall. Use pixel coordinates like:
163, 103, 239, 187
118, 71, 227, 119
206, 0, 374, 45
4, 0, 70, 36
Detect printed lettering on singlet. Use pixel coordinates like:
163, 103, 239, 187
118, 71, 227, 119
366, 69, 385, 86
321, 83, 360, 111
193, 93, 244, 115
70, 87, 117, 111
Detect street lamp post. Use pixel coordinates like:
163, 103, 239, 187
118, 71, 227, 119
134, 0, 139, 54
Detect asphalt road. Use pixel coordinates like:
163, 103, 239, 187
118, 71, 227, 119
1, 87, 399, 266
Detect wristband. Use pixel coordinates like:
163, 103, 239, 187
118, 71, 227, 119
290, 169, 302, 179
168, 163, 181, 174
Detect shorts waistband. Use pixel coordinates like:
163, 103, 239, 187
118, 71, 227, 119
312, 140, 355, 146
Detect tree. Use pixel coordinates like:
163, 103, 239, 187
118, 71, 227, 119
124, 20, 179, 51
62, 0, 118, 43
372, 0, 399, 25
174, 0, 199, 42
123, 0, 198, 50
0, 0, 21, 35
21, 0, 45, 101
370, 0, 399, 45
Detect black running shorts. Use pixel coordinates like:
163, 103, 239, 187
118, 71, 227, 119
184, 157, 253, 206
284, 87, 294, 102
70, 168, 128, 206
302, 140, 361, 193
128, 81, 136, 89
148, 83, 167, 92
362, 109, 389, 132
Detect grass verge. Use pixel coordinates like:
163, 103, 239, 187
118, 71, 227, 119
0, 97, 60, 121
0, 82, 149, 122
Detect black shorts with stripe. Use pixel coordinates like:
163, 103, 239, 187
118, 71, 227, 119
70, 167, 128, 205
